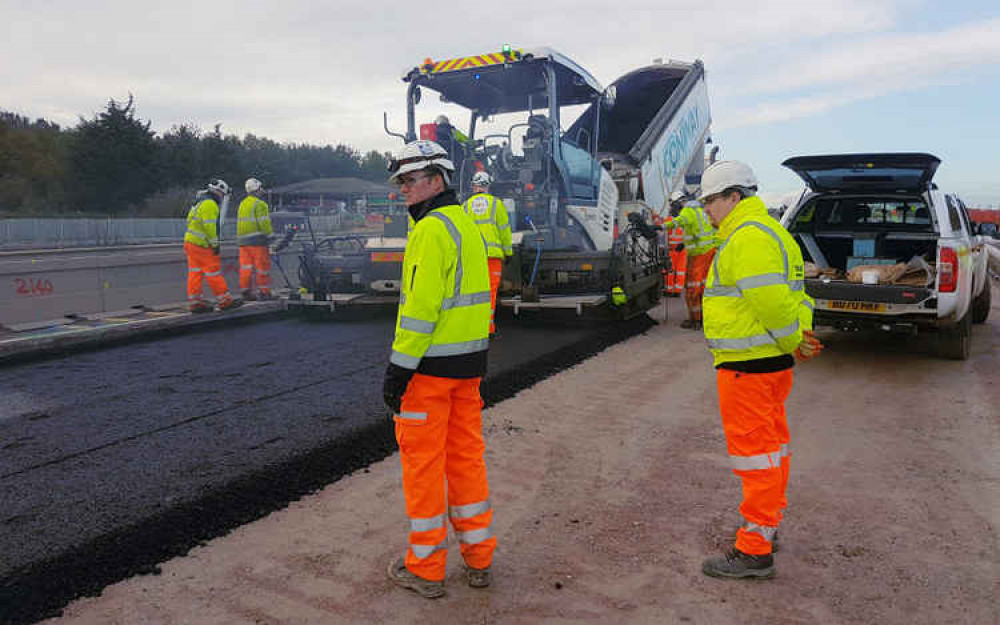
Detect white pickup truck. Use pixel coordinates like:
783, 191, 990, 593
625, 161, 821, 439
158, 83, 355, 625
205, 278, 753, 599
780, 153, 991, 360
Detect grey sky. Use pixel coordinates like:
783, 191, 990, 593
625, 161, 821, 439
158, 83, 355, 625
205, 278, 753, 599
4, 0, 999, 204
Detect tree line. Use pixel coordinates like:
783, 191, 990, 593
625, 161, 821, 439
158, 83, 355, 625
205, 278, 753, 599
0, 96, 392, 217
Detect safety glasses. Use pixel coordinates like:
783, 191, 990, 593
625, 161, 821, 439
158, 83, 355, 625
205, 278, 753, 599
395, 173, 432, 188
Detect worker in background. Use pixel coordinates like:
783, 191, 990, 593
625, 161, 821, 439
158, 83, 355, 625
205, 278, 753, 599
664, 189, 717, 328
184, 178, 242, 313
435, 114, 468, 163
698, 160, 822, 579
237, 178, 275, 301
462, 171, 513, 335
665, 192, 688, 297
382, 140, 495, 598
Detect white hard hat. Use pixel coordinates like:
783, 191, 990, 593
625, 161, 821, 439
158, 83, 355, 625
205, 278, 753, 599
669, 189, 687, 204
245, 178, 263, 194
207, 178, 231, 197
435, 115, 450, 125
699, 160, 758, 201
471, 171, 492, 187
387, 140, 455, 185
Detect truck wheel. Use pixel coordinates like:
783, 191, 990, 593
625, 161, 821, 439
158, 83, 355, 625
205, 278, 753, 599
971, 281, 991, 324
938, 312, 972, 360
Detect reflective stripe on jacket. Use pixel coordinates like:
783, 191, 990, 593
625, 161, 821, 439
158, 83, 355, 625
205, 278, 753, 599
236, 195, 273, 246
703, 196, 814, 367
462, 193, 513, 259
391, 200, 491, 377
676, 205, 717, 256
184, 198, 220, 248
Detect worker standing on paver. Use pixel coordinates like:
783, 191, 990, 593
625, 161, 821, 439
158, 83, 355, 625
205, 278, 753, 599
664, 189, 717, 329
382, 140, 496, 598
462, 171, 513, 335
237, 178, 275, 301
184, 178, 242, 313
665, 192, 688, 297
698, 160, 822, 579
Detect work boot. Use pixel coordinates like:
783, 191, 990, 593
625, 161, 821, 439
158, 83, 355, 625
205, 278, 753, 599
189, 302, 213, 314
241, 290, 257, 302
466, 565, 491, 588
386, 556, 445, 598
693, 320, 703, 331
256, 291, 276, 301
702, 548, 775, 579
680, 319, 696, 329
218, 298, 244, 312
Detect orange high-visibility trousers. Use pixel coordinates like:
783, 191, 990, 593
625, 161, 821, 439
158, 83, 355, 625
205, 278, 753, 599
395, 373, 496, 581
668, 249, 687, 294
185, 242, 232, 305
488, 258, 502, 334
684, 249, 715, 320
717, 368, 793, 555
239, 245, 271, 294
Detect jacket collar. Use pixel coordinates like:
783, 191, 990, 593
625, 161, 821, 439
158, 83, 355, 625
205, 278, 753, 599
408, 189, 459, 223
717, 196, 768, 240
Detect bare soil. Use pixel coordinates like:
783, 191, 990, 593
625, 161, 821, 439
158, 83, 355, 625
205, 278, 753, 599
45, 291, 1000, 625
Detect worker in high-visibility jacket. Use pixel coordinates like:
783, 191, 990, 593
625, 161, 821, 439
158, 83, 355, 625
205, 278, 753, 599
462, 171, 513, 334
184, 178, 242, 313
664, 189, 717, 329
382, 140, 495, 598
665, 197, 687, 297
698, 160, 822, 580
237, 178, 275, 301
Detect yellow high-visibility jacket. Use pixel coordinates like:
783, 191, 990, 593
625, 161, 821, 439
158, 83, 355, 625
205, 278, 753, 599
703, 196, 814, 367
390, 192, 491, 378
462, 192, 513, 259
184, 198, 220, 249
674, 205, 717, 256
236, 195, 273, 246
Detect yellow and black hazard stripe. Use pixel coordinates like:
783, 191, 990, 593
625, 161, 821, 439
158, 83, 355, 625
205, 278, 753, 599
422, 50, 523, 75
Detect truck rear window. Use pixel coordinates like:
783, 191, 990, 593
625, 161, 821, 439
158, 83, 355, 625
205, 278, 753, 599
792, 197, 934, 231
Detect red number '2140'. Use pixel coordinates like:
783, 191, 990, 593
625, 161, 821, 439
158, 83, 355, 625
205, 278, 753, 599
14, 278, 55, 296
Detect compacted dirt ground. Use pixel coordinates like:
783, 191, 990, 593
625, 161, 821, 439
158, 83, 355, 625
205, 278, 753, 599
41, 291, 1000, 625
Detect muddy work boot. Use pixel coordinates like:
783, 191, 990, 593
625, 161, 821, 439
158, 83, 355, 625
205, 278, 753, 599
256, 291, 277, 301
387, 556, 445, 598
241, 289, 257, 301
702, 548, 775, 579
217, 298, 244, 312
189, 302, 213, 314
466, 565, 491, 588
680, 319, 696, 329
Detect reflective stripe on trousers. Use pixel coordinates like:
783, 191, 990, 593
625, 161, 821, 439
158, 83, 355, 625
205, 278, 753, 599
395, 373, 495, 580
717, 367, 793, 556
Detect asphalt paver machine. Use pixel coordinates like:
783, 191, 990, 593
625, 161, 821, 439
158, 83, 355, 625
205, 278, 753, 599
393, 48, 713, 319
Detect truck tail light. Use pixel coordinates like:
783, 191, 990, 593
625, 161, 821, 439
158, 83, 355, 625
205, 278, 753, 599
939, 247, 958, 292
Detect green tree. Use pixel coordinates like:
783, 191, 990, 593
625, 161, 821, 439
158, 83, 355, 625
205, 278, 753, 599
68, 94, 158, 214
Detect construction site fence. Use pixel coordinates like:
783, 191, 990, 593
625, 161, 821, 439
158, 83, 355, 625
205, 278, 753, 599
0, 215, 361, 249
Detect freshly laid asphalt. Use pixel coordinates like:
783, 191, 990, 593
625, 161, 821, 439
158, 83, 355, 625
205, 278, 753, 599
0, 309, 655, 624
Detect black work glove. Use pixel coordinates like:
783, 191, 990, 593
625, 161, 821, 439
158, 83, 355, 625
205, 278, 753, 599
673, 244, 684, 253
383, 363, 415, 415
211, 245, 221, 256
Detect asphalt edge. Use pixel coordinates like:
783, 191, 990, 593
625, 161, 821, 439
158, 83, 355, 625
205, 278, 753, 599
0, 303, 287, 368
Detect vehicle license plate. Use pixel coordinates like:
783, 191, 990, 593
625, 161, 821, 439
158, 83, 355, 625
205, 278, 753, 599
827, 300, 886, 313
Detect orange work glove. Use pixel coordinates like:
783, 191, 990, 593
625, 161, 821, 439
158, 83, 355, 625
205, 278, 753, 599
794, 329, 824, 360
